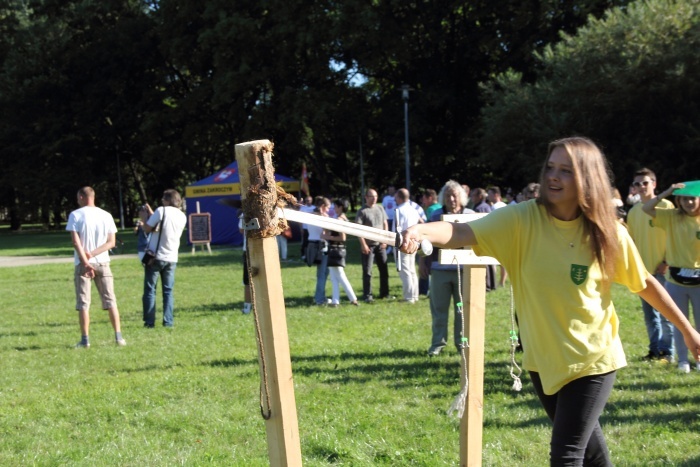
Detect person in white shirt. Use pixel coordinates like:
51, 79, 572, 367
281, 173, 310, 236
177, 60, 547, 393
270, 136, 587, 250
382, 185, 397, 232
66, 186, 125, 348
487, 186, 508, 209
140, 189, 187, 328
488, 185, 509, 286
299, 196, 315, 260
410, 198, 427, 222
394, 188, 421, 303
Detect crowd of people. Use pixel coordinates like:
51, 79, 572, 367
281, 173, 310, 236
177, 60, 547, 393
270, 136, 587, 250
293, 181, 543, 311
293, 162, 698, 377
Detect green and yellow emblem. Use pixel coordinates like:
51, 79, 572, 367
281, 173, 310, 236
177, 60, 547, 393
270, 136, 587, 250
571, 264, 588, 285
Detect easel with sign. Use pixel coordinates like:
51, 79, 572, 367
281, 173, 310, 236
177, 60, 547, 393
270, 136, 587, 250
238, 138, 501, 466
189, 202, 212, 255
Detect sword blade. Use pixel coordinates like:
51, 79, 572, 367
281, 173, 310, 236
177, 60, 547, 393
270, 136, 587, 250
278, 208, 397, 246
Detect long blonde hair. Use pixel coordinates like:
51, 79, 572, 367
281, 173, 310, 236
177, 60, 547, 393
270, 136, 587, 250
538, 137, 620, 281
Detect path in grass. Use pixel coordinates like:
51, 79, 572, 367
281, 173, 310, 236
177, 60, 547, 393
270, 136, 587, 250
0, 254, 139, 267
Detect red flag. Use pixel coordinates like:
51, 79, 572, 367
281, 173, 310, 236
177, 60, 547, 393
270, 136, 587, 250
300, 162, 310, 196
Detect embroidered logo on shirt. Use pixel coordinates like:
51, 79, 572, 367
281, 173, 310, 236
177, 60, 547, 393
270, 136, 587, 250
570, 264, 588, 285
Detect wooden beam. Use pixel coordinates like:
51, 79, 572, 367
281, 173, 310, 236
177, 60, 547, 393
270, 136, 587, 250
460, 265, 486, 467
439, 248, 499, 266
236, 140, 302, 467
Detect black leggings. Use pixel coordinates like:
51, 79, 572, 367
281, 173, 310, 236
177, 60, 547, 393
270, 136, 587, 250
530, 371, 616, 467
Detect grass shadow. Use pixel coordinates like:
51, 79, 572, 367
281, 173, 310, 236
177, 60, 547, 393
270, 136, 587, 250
0, 330, 39, 338
184, 302, 238, 315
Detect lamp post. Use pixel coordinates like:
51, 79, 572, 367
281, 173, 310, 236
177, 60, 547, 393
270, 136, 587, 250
359, 135, 365, 207
116, 151, 125, 229
401, 85, 411, 192
106, 117, 125, 229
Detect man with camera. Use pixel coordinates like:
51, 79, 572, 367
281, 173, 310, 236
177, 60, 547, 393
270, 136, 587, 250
139, 189, 187, 328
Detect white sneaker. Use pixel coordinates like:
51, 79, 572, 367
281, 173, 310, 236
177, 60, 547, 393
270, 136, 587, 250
242, 303, 252, 315
678, 362, 691, 374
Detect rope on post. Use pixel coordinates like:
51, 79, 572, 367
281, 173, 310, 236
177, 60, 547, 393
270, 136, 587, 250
447, 259, 523, 419
447, 256, 469, 418
508, 285, 523, 392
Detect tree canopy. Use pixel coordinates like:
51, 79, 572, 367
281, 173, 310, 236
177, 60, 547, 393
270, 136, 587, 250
479, 0, 700, 188
5, 0, 696, 229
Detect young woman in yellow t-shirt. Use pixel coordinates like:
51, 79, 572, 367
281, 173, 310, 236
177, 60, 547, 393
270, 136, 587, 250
400, 137, 700, 466
642, 182, 700, 373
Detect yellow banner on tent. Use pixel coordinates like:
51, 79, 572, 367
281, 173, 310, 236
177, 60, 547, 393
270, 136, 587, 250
185, 180, 300, 198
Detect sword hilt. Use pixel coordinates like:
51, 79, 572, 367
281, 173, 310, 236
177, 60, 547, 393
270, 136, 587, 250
394, 232, 433, 256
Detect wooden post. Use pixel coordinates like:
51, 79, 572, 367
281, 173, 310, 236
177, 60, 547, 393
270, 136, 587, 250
461, 265, 486, 467
438, 213, 498, 467
236, 140, 302, 467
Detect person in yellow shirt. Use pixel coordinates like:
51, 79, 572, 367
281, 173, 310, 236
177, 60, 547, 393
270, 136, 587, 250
643, 181, 700, 373
626, 168, 675, 362
400, 137, 700, 466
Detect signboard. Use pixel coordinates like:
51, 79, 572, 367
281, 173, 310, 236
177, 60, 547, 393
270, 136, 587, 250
184, 180, 300, 198
188, 213, 212, 244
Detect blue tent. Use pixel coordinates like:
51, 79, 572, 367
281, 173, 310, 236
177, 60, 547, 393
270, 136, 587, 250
185, 161, 299, 246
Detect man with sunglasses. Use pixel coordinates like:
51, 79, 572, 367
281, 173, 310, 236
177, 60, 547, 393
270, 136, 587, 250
627, 168, 675, 362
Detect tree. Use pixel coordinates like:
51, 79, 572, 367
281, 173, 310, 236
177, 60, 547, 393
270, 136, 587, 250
479, 0, 700, 188
151, 0, 368, 198
333, 0, 631, 192
0, 0, 637, 228
0, 0, 165, 228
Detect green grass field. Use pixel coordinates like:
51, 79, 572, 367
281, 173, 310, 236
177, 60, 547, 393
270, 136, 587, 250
1, 229, 699, 466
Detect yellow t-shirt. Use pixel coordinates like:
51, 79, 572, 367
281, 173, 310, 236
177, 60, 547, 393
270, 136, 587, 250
470, 200, 648, 395
627, 199, 673, 272
652, 208, 700, 285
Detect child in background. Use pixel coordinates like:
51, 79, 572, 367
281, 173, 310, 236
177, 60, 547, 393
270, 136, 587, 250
322, 199, 359, 307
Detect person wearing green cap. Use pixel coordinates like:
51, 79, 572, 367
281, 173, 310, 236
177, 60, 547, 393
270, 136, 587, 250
642, 181, 700, 373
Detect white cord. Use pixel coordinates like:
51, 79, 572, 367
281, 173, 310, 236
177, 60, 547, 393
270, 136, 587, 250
447, 257, 468, 418
447, 264, 523, 419
508, 284, 523, 392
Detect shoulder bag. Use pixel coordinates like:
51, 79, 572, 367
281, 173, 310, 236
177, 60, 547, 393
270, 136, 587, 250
142, 208, 166, 267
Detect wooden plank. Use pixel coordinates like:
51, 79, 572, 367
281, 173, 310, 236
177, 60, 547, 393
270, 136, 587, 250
438, 249, 499, 266
460, 265, 487, 467
440, 213, 489, 223
236, 140, 302, 467
437, 213, 498, 266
